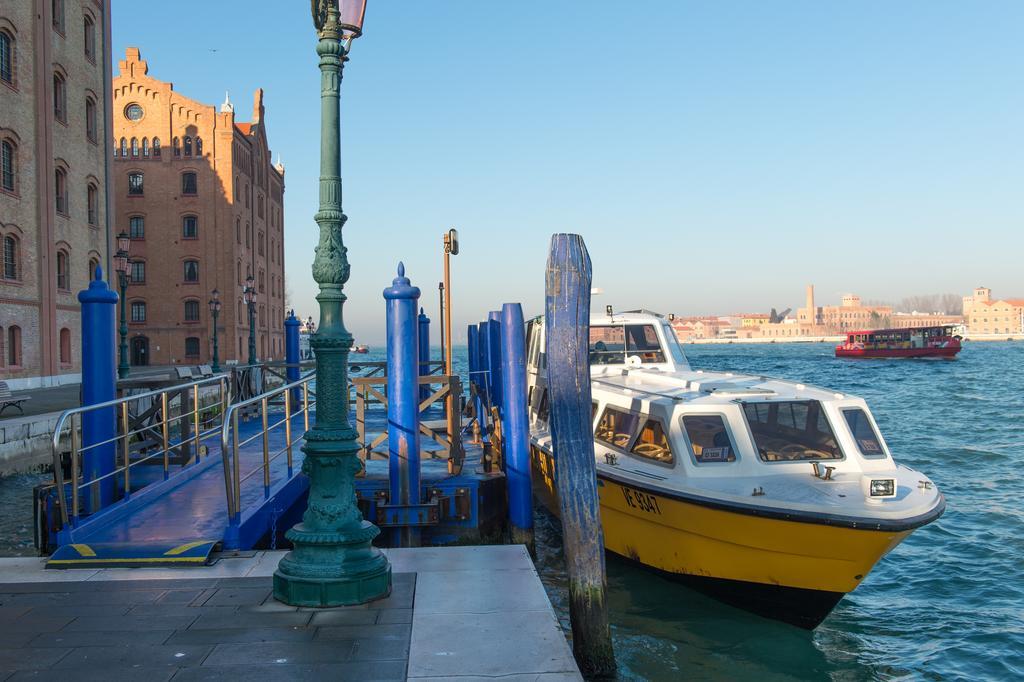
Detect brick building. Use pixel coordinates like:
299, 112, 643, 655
112, 48, 285, 367
1, 0, 114, 389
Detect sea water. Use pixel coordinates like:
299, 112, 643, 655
535, 341, 1024, 681
1, 342, 1021, 679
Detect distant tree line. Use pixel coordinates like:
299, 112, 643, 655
864, 294, 962, 315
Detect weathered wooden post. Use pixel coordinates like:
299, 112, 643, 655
545, 233, 616, 678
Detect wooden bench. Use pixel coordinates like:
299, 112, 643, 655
0, 381, 30, 415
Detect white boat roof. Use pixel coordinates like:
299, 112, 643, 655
590, 367, 844, 405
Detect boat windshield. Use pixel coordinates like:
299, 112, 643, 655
590, 325, 666, 365
662, 322, 689, 368
742, 400, 843, 462
842, 407, 886, 458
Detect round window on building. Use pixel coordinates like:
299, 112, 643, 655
125, 103, 144, 121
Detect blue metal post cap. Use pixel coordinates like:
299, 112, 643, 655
418, 306, 430, 322
383, 262, 421, 300
78, 266, 119, 304
285, 309, 301, 327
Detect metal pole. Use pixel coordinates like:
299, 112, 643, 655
418, 307, 431, 403
500, 303, 534, 553
211, 306, 221, 373
161, 392, 170, 479
384, 263, 422, 547
285, 310, 302, 406
274, 3, 390, 607
79, 267, 118, 512
117, 273, 130, 379
545, 233, 615, 677
438, 282, 445, 371
248, 299, 257, 366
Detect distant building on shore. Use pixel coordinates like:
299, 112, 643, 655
963, 287, 1024, 335
1, 1, 113, 389
112, 48, 286, 367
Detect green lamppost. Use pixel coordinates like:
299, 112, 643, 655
243, 274, 257, 365
208, 288, 221, 373
273, 0, 391, 606
114, 231, 131, 379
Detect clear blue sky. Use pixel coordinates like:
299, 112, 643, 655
112, 1, 1023, 344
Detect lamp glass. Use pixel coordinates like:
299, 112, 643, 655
115, 254, 128, 274
338, 0, 367, 37
117, 232, 130, 252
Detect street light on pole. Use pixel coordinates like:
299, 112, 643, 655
273, 0, 390, 607
243, 274, 257, 366
114, 231, 131, 379
208, 289, 221, 373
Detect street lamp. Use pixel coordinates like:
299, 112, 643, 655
208, 288, 221, 373
273, 0, 390, 607
114, 231, 131, 379
243, 274, 257, 365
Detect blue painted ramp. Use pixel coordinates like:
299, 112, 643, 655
48, 411, 311, 568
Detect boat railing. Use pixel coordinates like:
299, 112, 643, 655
49, 374, 231, 528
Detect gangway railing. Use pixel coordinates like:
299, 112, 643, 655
49, 374, 230, 528
220, 373, 315, 540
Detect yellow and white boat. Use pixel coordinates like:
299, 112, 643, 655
525, 310, 945, 628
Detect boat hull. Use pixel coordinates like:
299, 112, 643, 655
836, 346, 960, 359
531, 445, 924, 628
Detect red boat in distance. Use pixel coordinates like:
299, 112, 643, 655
836, 325, 962, 359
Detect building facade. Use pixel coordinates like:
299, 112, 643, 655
963, 287, 1024, 335
112, 49, 285, 367
1, 0, 114, 389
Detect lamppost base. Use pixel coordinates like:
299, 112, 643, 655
273, 520, 391, 607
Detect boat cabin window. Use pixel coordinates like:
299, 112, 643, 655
630, 418, 674, 465
742, 400, 843, 462
536, 389, 550, 424
595, 406, 641, 449
681, 415, 737, 463
589, 325, 666, 365
662, 322, 689, 367
842, 408, 886, 458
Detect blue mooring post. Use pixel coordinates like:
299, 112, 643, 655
384, 263, 422, 548
78, 267, 118, 514
285, 310, 301, 408
476, 321, 493, 439
487, 311, 504, 416
500, 303, 534, 553
545, 234, 616, 677
467, 325, 484, 435
418, 308, 431, 403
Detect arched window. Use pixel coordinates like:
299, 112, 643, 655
183, 136, 192, 157
184, 300, 199, 322
55, 167, 68, 214
130, 260, 145, 283
7, 326, 21, 367
172, 137, 180, 156
128, 172, 143, 195
258, 232, 264, 256
129, 215, 144, 239
258, 270, 264, 293
0, 30, 13, 86
245, 222, 251, 247
141, 138, 149, 157
3, 234, 18, 280
234, 177, 240, 201
237, 260, 242, 285
88, 256, 99, 280
182, 215, 198, 239
130, 137, 139, 156
245, 184, 250, 207
53, 72, 67, 121
181, 171, 197, 195
59, 328, 71, 365
1, 139, 15, 192
185, 337, 200, 358
52, 0, 65, 33
85, 97, 97, 141
258, 195, 264, 218
83, 15, 95, 60
120, 137, 127, 157
195, 137, 203, 155
183, 260, 199, 283
152, 137, 161, 157
235, 217, 241, 244
130, 301, 146, 322
56, 249, 69, 290
87, 183, 98, 226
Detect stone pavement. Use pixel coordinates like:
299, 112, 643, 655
0, 546, 582, 681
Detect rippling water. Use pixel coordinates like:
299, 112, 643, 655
3, 342, 1021, 679
535, 341, 1024, 681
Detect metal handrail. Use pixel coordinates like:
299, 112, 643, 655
220, 372, 316, 528
50, 374, 230, 527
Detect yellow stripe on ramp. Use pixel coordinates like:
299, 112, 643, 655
70, 544, 96, 557
164, 541, 213, 556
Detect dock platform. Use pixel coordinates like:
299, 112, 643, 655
0, 545, 580, 681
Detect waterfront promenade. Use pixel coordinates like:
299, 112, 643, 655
0, 545, 580, 680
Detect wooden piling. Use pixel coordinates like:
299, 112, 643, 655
544, 233, 616, 678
